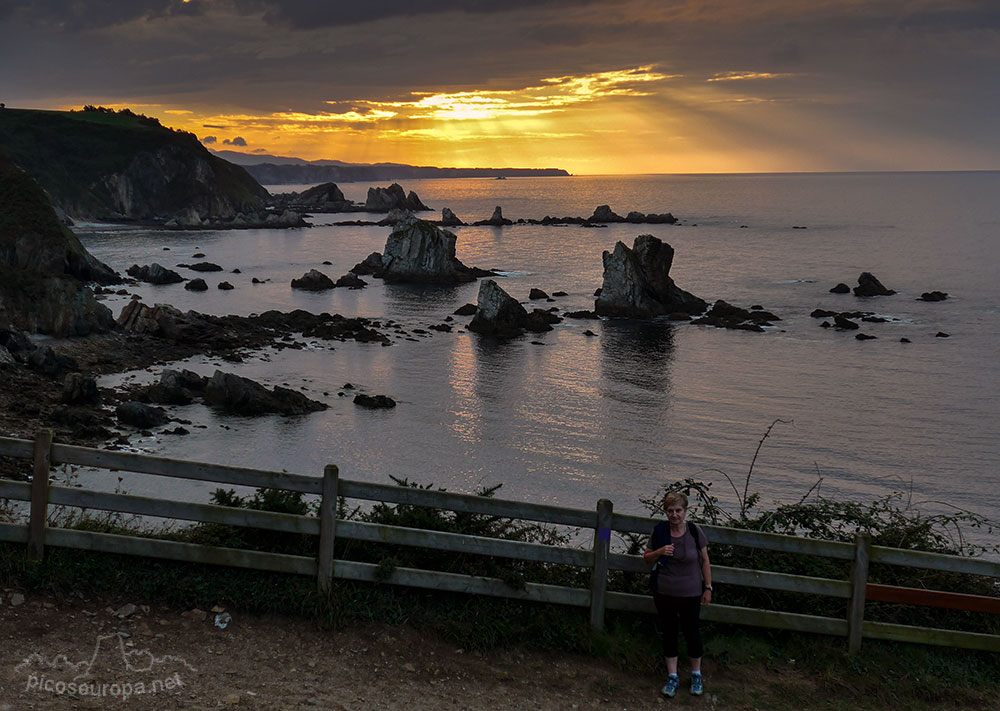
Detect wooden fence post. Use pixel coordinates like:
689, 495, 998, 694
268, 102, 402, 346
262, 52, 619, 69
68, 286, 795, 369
847, 532, 871, 653
27, 429, 53, 561
317, 464, 339, 595
589, 498, 613, 631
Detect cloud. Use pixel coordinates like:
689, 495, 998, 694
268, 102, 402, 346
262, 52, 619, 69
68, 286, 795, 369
200, 135, 217, 144
0, 0, 204, 30
706, 72, 800, 82
202, 124, 228, 129
223, 136, 248, 146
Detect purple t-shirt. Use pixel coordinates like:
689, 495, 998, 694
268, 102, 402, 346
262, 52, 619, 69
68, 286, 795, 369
653, 523, 708, 597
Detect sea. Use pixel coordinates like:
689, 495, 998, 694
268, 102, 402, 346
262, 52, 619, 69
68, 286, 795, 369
73, 172, 1000, 545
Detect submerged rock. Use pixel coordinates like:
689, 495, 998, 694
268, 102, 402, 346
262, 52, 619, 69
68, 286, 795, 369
335, 272, 367, 289
353, 393, 396, 409
184, 278, 208, 291
918, 290, 948, 302
829, 283, 851, 294
595, 235, 706, 318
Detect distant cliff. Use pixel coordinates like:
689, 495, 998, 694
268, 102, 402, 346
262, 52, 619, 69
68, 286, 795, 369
0, 108, 269, 224
0, 153, 118, 336
212, 150, 570, 184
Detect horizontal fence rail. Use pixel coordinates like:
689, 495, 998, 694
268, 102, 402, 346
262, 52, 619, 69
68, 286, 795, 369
1, 433, 998, 653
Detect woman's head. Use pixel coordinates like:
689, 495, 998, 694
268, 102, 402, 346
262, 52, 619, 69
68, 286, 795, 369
663, 492, 688, 524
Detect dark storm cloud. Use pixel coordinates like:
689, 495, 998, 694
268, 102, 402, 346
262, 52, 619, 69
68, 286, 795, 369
0, 0, 204, 30
200, 136, 217, 144
223, 137, 248, 146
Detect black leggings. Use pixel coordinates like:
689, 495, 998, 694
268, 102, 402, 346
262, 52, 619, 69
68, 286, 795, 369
653, 594, 703, 659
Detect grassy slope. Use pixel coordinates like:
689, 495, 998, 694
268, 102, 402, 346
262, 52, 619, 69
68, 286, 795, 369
0, 108, 266, 216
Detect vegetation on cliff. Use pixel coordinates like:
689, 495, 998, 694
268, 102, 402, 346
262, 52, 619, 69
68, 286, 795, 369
0, 107, 268, 221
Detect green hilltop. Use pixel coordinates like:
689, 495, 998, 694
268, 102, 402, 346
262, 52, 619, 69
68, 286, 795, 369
0, 107, 268, 222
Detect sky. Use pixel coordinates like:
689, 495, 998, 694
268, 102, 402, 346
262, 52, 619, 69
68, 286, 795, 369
1, 0, 998, 174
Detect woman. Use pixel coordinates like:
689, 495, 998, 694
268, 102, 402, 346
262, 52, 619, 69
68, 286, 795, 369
644, 492, 712, 698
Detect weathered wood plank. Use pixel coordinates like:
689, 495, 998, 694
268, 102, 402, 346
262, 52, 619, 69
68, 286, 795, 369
862, 620, 1000, 652
338, 480, 596, 528
605, 592, 849, 636
869, 546, 1000, 579
46, 485, 319, 534
589, 499, 613, 631
336, 520, 592, 567
317, 464, 339, 595
866, 583, 1000, 614
0, 479, 31, 502
0, 522, 29, 544
43, 528, 317, 576
0, 436, 34, 459
332, 560, 591, 607
848, 533, 871, 653
49, 443, 323, 494
27, 430, 52, 561
613, 513, 854, 560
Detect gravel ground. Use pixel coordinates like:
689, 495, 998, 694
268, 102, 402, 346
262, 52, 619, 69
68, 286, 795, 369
0, 591, 688, 711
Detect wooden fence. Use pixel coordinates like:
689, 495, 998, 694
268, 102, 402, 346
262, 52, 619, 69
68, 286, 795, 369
0, 431, 998, 653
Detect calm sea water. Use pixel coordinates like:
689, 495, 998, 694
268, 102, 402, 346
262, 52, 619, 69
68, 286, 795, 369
76, 172, 1000, 539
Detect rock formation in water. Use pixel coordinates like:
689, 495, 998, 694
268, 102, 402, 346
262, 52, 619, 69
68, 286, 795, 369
379, 216, 484, 284
365, 183, 430, 212
126, 263, 184, 285
203, 370, 327, 416
0, 155, 119, 336
594, 235, 706, 318
468, 280, 563, 337
440, 207, 466, 226
473, 206, 514, 226
853, 272, 896, 297
291, 269, 335, 291
691, 301, 780, 332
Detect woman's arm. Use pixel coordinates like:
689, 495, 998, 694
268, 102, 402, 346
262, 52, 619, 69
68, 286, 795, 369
699, 546, 712, 605
643, 540, 673, 565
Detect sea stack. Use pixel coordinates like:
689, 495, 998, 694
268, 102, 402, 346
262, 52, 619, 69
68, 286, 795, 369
595, 235, 706, 318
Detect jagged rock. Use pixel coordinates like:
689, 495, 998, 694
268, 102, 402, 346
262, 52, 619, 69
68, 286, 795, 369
117, 301, 180, 334
335, 272, 367, 289
473, 206, 513, 227
353, 394, 396, 409
829, 283, 851, 294
380, 217, 479, 284
203, 370, 327, 416
116, 401, 170, 428
218, 281, 234, 290
564, 310, 599, 319
595, 235, 706, 318
454, 303, 477, 316
524, 309, 562, 333
284, 182, 353, 211
528, 288, 549, 300
62, 373, 100, 404
146, 368, 206, 405
589, 205, 625, 223
441, 207, 465, 226
834, 314, 860, 330
127, 263, 184, 285
365, 183, 429, 212
185, 278, 208, 291
935, 331, 950, 338
290, 269, 335, 291
27, 346, 78, 378
468, 280, 529, 337
853, 272, 896, 297
0, 344, 13, 367
811, 309, 837, 318
352, 252, 384, 276
186, 262, 223, 272
918, 291, 948, 302
377, 208, 415, 226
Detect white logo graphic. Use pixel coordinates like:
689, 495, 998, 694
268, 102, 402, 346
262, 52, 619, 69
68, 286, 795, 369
16, 633, 196, 701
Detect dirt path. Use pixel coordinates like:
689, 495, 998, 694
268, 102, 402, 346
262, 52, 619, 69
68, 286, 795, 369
0, 591, 695, 711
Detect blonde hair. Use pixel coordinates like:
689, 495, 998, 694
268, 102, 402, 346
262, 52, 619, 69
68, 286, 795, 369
663, 492, 689, 509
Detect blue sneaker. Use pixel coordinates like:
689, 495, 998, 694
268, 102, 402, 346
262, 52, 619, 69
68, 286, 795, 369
690, 673, 703, 696
661, 675, 679, 698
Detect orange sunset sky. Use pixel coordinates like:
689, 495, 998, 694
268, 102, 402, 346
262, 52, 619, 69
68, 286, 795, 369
2, 0, 998, 174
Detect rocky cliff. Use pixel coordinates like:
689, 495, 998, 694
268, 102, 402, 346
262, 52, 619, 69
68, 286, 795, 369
0, 153, 118, 336
0, 107, 269, 224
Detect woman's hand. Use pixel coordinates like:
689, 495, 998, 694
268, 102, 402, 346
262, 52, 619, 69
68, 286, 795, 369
661, 544, 674, 557
701, 589, 712, 606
